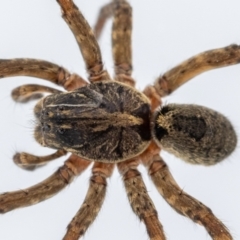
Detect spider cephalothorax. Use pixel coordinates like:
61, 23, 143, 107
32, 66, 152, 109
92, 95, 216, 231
0, 0, 238, 240
35, 81, 152, 161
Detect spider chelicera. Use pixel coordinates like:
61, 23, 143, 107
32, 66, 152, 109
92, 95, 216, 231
0, 0, 239, 240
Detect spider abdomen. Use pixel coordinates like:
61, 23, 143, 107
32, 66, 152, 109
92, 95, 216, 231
34, 81, 151, 162
152, 104, 237, 165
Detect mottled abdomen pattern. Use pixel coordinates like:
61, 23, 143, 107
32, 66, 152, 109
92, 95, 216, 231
153, 104, 237, 165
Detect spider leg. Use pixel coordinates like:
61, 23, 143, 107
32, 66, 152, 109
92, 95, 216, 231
0, 154, 91, 213
63, 162, 114, 240
0, 58, 87, 91
56, 0, 111, 83
117, 158, 166, 240
94, 1, 115, 40
93, 0, 134, 86
141, 142, 233, 240
143, 85, 162, 111
13, 149, 67, 170
112, 0, 134, 86
154, 44, 240, 97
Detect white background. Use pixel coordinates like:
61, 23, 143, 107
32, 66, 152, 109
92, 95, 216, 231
0, 0, 240, 240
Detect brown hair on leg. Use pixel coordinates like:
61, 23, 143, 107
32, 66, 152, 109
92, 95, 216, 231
141, 143, 233, 240
63, 162, 114, 240
118, 157, 166, 240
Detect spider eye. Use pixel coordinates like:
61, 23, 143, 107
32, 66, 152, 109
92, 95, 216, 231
152, 104, 237, 165
58, 128, 65, 134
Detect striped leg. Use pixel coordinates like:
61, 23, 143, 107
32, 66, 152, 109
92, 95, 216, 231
154, 44, 240, 97
141, 142, 233, 240
57, 0, 111, 83
117, 157, 166, 240
63, 162, 114, 240
94, 0, 135, 86
0, 155, 91, 213
0, 58, 88, 91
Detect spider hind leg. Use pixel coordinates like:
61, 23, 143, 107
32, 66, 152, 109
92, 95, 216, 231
141, 142, 233, 240
154, 44, 240, 97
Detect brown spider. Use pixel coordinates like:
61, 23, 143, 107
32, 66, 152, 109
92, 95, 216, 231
0, 1, 240, 239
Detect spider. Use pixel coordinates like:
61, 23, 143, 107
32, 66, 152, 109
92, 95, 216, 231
0, 0, 240, 239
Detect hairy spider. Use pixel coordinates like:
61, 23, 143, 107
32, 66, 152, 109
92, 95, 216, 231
0, 0, 240, 240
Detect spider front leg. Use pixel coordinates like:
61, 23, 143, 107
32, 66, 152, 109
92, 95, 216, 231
117, 157, 166, 240
141, 142, 233, 240
0, 58, 88, 91
0, 155, 91, 213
